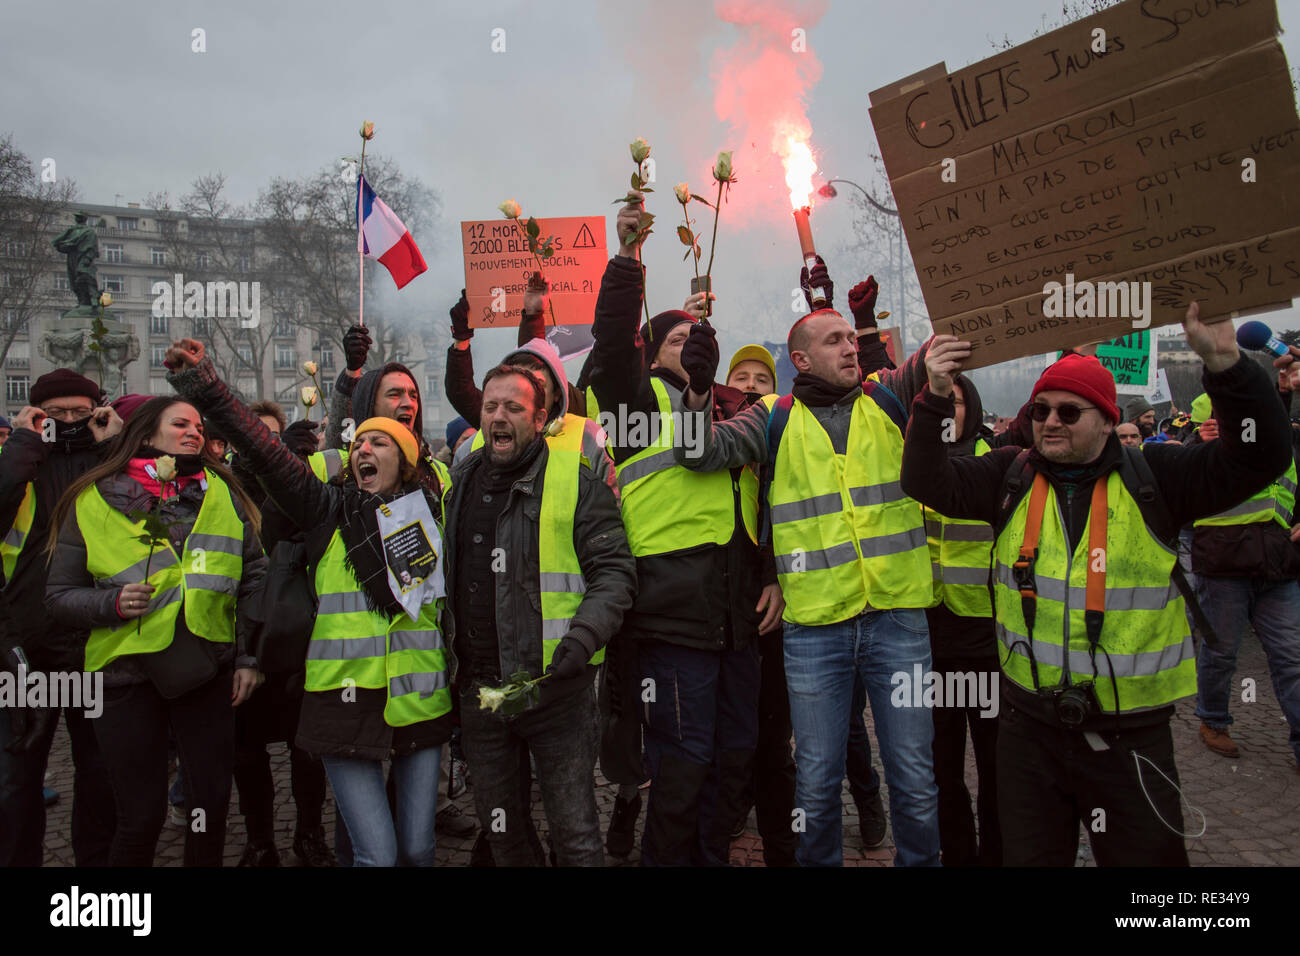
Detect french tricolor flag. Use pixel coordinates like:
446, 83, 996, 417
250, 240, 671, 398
356, 174, 428, 289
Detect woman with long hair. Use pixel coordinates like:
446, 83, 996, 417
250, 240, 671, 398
44, 395, 267, 866
164, 338, 454, 866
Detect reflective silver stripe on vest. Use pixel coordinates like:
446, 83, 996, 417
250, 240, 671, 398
944, 565, 991, 586
858, 525, 927, 559
995, 563, 1180, 611
390, 671, 448, 698
317, 591, 370, 614
3, 527, 23, 548
581, 427, 608, 463
542, 618, 572, 641
771, 491, 842, 525
616, 448, 676, 488
185, 533, 243, 556
307, 634, 387, 660
1213, 496, 1289, 521
775, 541, 858, 574
539, 572, 587, 594
390, 629, 444, 654
185, 574, 237, 595
143, 585, 183, 614
848, 481, 906, 508
998, 624, 1193, 678
942, 523, 994, 543
102, 549, 181, 586
320, 449, 343, 479
1279, 474, 1298, 496
924, 517, 943, 538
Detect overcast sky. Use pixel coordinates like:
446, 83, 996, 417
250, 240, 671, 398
3, 0, 1298, 371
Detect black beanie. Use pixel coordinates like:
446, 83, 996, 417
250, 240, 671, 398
30, 369, 101, 407
641, 310, 696, 363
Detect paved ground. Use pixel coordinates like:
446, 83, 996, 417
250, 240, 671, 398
37, 636, 1299, 867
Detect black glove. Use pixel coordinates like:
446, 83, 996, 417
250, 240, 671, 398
800, 255, 834, 311
546, 636, 589, 681
681, 323, 719, 396
450, 289, 473, 342
343, 324, 372, 371
847, 276, 880, 328
281, 419, 320, 458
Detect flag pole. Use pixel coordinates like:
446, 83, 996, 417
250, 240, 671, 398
358, 128, 369, 328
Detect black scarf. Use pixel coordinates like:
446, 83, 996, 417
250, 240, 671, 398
50, 416, 100, 455
337, 482, 440, 617
134, 444, 206, 476
792, 372, 863, 408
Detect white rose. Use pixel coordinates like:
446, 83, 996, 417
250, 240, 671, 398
478, 686, 508, 713
301, 386, 318, 407
154, 455, 177, 482
673, 182, 691, 204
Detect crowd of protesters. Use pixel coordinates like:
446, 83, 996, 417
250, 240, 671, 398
3, 191, 1299, 868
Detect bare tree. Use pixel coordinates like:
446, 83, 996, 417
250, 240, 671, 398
255, 155, 440, 375
0, 134, 77, 369
146, 173, 287, 400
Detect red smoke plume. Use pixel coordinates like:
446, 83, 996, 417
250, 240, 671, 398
711, 0, 828, 223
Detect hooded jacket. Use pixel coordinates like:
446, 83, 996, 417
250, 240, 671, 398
325, 361, 447, 498
451, 337, 617, 493
446, 315, 588, 428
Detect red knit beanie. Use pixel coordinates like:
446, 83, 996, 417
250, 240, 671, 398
1031, 354, 1119, 424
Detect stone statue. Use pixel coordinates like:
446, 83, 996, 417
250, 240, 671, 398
52, 211, 101, 308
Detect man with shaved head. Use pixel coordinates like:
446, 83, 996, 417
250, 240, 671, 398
675, 289, 940, 868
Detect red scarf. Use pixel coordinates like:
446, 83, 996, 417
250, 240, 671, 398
124, 458, 201, 499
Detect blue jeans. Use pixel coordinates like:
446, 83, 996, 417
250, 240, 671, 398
321, 746, 442, 866
846, 675, 881, 805
784, 608, 940, 866
1195, 576, 1300, 764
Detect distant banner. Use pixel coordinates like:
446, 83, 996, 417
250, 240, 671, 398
1053, 329, 1155, 394
545, 323, 595, 362
869, 0, 1300, 368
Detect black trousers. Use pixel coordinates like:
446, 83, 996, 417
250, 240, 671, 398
0, 705, 116, 866
232, 673, 325, 842
93, 669, 235, 867
931, 656, 1000, 866
997, 697, 1188, 866
750, 628, 797, 866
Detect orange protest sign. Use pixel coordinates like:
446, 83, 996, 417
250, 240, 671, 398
462, 216, 607, 328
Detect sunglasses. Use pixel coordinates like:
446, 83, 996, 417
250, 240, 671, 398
1030, 401, 1096, 425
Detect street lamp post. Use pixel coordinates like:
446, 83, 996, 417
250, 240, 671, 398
817, 178, 909, 358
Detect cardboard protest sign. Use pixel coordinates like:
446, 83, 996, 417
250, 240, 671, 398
462, 216, 607, 328
868, 0, 1300, 369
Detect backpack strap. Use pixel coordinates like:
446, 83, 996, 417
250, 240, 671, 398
1115, 446, 1217, 644
862, 380, 908, 436
759, 394, 795, 547
995, 448, 1038, 536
